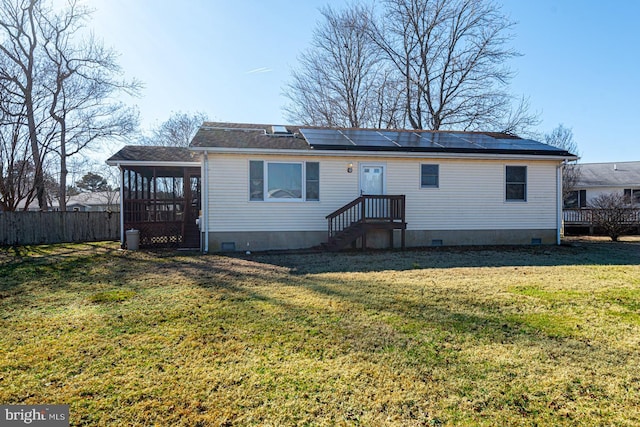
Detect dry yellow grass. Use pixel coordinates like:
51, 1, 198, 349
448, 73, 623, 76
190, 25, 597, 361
0, 240, 639, 425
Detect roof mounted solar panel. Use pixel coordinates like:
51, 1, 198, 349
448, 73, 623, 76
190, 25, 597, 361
299, 127, 572, 156
379, 131, 423, 147
455, 133, 494, 148
300, 128, 354, 147
471, 136, 518, 150
301, 128, 400, 149
340, 130, 398, 148
509, 139, 565, 151
414, 132, 472, 149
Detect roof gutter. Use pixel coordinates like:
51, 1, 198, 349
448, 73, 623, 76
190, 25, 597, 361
106, 160, 200, 167
190, 146, 578, 162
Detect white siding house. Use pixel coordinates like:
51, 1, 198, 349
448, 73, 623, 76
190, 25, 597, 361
189, 123, 576, 252
565, 162, 640, 208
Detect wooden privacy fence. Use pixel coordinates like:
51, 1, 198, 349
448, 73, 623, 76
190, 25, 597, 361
0, 211, 119, 246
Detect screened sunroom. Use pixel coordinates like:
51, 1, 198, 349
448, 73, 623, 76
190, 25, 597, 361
106, 146, 201, 249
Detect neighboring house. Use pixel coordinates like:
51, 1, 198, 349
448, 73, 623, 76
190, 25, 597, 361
10, 191, 119, 212
50, 191, 120, 212
108, 123, 576, 251
13, 198, 40, 211
565, 161, 640, 208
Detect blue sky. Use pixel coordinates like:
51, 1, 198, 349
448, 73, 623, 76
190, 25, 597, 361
89, 0, 640, 164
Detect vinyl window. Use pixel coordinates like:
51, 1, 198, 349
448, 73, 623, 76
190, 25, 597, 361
421, 164, 439, 188
506, 166, 527, 201
564, 190, 587, 208
624, 189, 640, 205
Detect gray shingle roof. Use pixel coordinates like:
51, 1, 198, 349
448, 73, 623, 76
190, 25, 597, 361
106, 146, 198, 163
190, 122, 573, 157
190, 122, 309, 150
576, 162, 640, 187
50, 191, 120, 208
108, 123, 576, 163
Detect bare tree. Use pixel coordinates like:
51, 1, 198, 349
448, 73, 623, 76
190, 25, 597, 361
368, 0, 528, 131
0, 0, 139, 211
544, 124, 580, 203
498, 96, 541, 137
0, 103, 34, 210
139, 111, 207, 147
590, 193, 635, 241
284, 4, 402, 128
370, 68, 406, 129
286, 0, 538, 133
41, 0, 139, 210
0, 0, 50, 208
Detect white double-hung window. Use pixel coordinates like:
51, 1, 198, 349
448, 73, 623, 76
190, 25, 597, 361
505, 166, 527, 201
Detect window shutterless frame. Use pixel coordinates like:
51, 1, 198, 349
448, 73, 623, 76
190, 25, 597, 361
564, 189, 587, 209
624, 189, 640, 206
505, 165, 527, 202
420, 164, 439, 188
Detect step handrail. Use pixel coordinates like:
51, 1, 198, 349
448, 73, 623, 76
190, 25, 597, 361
326, 195, 405, 238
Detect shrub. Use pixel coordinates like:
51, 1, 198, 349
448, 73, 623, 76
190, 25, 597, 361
589, 193, 635, 241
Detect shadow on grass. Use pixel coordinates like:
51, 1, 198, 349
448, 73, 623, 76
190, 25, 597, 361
175, 256, 635, 375
1, 239, 636, 423
0, 242, 165, 301
1, 240, 636, 351
169, 241, 639, 369
0, 242, 277, 307
231, 261, 635, 368
238, 240, 640, 274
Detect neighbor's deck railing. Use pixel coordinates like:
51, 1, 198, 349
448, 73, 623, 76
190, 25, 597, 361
563, 208, 640, 225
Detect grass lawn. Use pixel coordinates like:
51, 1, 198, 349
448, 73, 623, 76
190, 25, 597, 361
1, 239, 639, 426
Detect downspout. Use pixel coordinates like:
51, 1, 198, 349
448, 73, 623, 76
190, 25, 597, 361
556, 162, 563, 245
203, 152, 209, 253
119, 166, 125, 248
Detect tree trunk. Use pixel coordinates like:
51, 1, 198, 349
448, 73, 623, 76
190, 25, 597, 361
58, 121, 67, 211
23, 0, 47, 210
25, 88, 47, 210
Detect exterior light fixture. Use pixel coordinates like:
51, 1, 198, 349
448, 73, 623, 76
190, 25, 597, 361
347, 162, 353, 173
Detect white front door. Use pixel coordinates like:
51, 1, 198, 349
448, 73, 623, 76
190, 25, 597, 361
360, 164, 385, 195
360, 164, 386, 219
